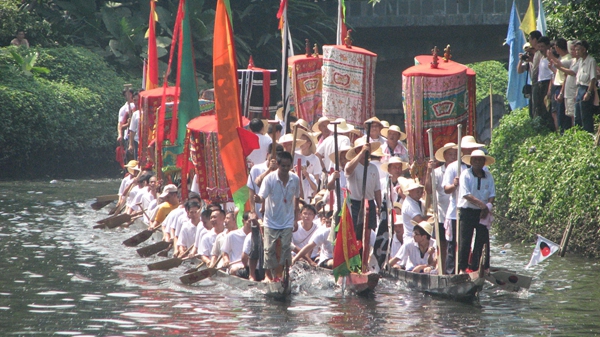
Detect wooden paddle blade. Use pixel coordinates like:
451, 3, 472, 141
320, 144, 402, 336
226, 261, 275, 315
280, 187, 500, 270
95, 194, 119, 202
104, 213, 132, 229
179, 268, 216, 285
93, 223, 107, 229
148, 257, 183, 271
157, 247, 170, 257
136, 241, 171, 257
91, 200, 112, 210
184, 261, 205, 274
122, 229, 154, 247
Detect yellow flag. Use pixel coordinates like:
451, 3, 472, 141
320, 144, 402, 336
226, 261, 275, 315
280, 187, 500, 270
520, 0, 536, 36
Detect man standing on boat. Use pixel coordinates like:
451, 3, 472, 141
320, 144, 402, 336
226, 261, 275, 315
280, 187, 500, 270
458, 150, 496, 273
425, 142, 457, 274
256, 151, 300, 282
442, 136, 484, 274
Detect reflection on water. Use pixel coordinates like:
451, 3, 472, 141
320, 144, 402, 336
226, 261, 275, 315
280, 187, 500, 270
0, 179, 599, 336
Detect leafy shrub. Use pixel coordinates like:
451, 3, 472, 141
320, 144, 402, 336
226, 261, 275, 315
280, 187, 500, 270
489, 108, 600, 257
0, 46, 133, 179
466, 60, 509, 109
0, 0, 57, 47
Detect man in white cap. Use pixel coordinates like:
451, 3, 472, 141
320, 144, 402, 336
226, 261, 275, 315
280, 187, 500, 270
401, 179, 427, 244
316, 118, 353, 171
458, 150, 496, 273
345, 139, 382, 241
424, 142, 457, 273
388, 220, 437, 273
381, 125, 409, 163
151, 184, 179, 231
442, 135, 484, 274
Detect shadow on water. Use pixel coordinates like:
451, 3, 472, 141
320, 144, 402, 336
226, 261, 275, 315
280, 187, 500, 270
1, 179, 600, 336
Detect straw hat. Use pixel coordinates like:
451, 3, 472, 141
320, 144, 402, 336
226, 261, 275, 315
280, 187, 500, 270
292, 119, 310, 131
434, 142, 457, 162
312, 116, 332, 132
328, 144, 353, 163
381, 125, 407, 141
458, 135, 485, 149
297, 128, 317, 154
411, 219, 434, 237
327, 118, 355, 133
381, 157, 409, 173
345, 138, 381, 160
159, 184, 178, 198
380, 120, 390, 128
279, 133, 306, 147
370, 146, 385, 158
124, 160, 140, 175
462, 149, 495, 166
364, 116, 384, 128
402, 178, 424, 192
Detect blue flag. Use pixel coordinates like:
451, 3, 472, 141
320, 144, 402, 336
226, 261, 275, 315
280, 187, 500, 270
506, 1, 528, 111
536, 0, 547, 36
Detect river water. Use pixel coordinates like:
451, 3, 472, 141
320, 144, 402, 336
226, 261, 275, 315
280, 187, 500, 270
1, 179, 599, 336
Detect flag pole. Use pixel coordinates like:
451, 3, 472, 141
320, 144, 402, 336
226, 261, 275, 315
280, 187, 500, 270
455, 124, 462, 274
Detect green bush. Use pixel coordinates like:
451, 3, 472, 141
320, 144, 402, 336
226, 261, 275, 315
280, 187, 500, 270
489, 108, 600, 257
466, 60, 509, 109
0, 46, 133, 179
0, 0, 57, 47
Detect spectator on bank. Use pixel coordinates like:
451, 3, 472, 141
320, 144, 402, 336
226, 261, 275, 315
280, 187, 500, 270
10, 31, 29, 48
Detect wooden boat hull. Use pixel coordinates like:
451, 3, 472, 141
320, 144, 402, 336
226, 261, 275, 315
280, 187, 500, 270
342, 272, 380, 295
214, 270, 291, 300
389, 269, 485, 301
486, 267, 532, 292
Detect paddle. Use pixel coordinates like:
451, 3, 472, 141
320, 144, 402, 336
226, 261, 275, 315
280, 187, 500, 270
93, 213, 132, 229
156, 244, 172, 257
331, 120, 342, 225
136, 240, 172, 257
180, 255, 223, 285
360, 121, 372, 273
122, 225, 161, 247
184, 261, 205, 274
147, 245, 194, 271
91, 194, 119, 210
291, 122, 299, 163
455, 124, 462, 274
179, 257, 241, 285
427, 128, 444, 275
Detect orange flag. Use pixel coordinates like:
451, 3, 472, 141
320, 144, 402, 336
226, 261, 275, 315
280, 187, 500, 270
213, 0, 249, 219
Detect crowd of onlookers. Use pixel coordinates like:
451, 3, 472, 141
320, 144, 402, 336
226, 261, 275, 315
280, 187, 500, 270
518, 31, 599, 134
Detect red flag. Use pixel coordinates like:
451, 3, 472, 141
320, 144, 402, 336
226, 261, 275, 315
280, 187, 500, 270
145, 0, 159, 91
236, 127, 259, 158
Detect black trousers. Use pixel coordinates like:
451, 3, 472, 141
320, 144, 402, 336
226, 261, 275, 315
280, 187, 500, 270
445, 219, 457, 275
350, 199, 376, 241
458, 208, 490, 271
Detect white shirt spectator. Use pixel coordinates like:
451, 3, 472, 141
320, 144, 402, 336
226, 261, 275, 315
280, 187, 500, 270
128, 110, 140, 142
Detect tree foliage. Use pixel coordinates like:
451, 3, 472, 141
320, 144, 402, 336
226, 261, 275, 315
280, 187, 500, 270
0, 46, 127, 179
465, 60, 509, 108
545, 0, 600, 59
489, 108, 600, 257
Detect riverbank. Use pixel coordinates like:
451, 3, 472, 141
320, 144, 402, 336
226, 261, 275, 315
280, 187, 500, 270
489, 108, 600, 257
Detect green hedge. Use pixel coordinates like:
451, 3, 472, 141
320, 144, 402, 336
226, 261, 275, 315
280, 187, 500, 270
489, 108, 600, 257
0, 46, 132, 178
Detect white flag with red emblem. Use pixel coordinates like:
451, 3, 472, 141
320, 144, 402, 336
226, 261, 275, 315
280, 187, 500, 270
526, 235, 560, 268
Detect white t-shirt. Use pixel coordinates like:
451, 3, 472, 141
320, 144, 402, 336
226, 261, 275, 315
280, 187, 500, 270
442, 161, 468, 220
258, 171, 300, 230
401, 196, 423, 244
345, 162, 380, 201
119, 175, 135, 196
141, 194, 157, 224
177, 221, 198, 248
575, 55, 598, 86
294, 152, 323, 178
247, 162, 267, 217
390, 235, 403, 267
242, 234, 252, 255
457, 168, 496, 209
194, 225, 207, 252
316, 134, 351, 170
538, 57, 553, 81
199, 229, 217, 257
292, 223, 320, 258
131, 186, 148, 212
163, 207, 185, 231
173, 211, 190, 237
221, 229, 248, 263
211, 231, 228, 257
394, 238, 436, 271
434, 165, 451, 223
126, 185, 141, 209
118, 102, 135, 138
128, 110, 140, 142
309, 226, 334, 262
565, 58, 580, 99
247, 133, 272, 167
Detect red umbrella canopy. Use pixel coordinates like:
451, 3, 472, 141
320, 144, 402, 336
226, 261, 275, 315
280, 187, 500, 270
187, 114, 251, 133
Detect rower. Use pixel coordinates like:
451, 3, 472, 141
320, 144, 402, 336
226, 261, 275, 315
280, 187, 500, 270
151, 184, 179, 236
401, 179, 429, 244
198, 209, 226, 267
222, 211, 253, 275
191, 209, 213, 257
175, 200, 202, 257
389, 220, 437, 273
292, 204, 319, 263
388, 203, 404, 268
292, 209, 334, 268
118, 160, 139, 205
170, 192, 203, 248
238, 215, 264, 281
